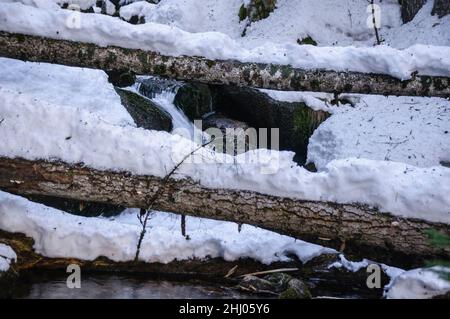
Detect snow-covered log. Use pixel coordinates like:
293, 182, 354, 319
0, 157, 449, 267
0, 32, 449, 98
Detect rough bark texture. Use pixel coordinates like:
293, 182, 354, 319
0, 157, 449, 268
432, 0, 450, 18
0, 32, 449, 98
400, 0, 427, 23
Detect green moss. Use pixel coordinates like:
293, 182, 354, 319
238, 4, 248, 21
293, 105, 329, 158
425, 229, 450, 249
297, 36, 318, 46
310, 79, 321, 91
280, 65, 293, 78
137, 52, 148, 65
153, 64, 167, 75
115, 87, 173, 132
279, 287, 303, 299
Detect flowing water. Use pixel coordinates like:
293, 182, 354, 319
8, 272, 257, 299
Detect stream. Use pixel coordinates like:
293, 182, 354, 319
3, 269, 382, 299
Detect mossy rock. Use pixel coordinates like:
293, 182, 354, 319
106, 70, 136, 87
209, 85, 329, 164
138, 76, 180, 99
279, 278, 312, 299
174, 83, 213, 121
115, 87, 173, 132
240, 0, 277, 23
297, 36, 317, 46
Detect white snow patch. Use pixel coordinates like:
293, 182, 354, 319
1, 86, 450, 224
0, 57, 134, 127
0, 191, 334, 264
1, 3, 450, 79
0, 243, 17, 273
119, 1, 156, 22
385, 267, 450, 299
259, 89, 335, 113
307, 94, 450, 170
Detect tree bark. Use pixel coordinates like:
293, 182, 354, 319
400, 0, 427, 23
0, 32, 448, 98
432, 0, 450, 18
0, 157, 449, 268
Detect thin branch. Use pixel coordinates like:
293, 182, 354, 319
370, 0, 381, 45
134, 137, 215, 262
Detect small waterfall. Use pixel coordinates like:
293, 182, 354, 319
127, 76, 204, 143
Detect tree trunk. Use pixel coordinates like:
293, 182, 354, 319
0, 157, 449, 268
432, 0, 450, 18
0, 32, 448, 98
400, 0, 427, 23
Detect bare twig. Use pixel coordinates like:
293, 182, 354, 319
238, 268, 299, 278
134, 137, 215, 262
225, 265, 239, 278
181, 214, 186, 238
369, 0, 381, 45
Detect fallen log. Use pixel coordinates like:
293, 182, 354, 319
0, 157, 449, 268
0, 32, 449, 98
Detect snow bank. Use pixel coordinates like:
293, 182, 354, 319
307, 94, 450, 170
1, 3, 450, 79
385, 267, 450, 299
0, 191, 334, 264
1, 86, 450, 224
0, 243, 16, 272
0, 57, 134, 126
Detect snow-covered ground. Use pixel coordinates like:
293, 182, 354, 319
1, 190, 449, 298
385, 267, 450, 299
307, 94, 450, 170
0, 57, 134, 127
0, 190, 333, 264
1, 80, 450, 223
1, 2, 450, 79
0, 243, 16, 273
0, 0, 449, 299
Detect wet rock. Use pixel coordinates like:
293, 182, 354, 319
279, 278, 312, 299
239, 273, 311, 298
174, 83, 213, 121
115, 87, 173, 132
240, 275, 277, 294
138, 76, 180, 99
209, 85, 329, 164
106, 70, 136, 87
203, 114, 252, 155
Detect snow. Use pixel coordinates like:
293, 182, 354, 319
259, 89, 335, 113
0, 243, 16, 273
0, 190, 334, 264
0, 57, 134, 127
1, 2, 450, 79
307, 94, 450, 170
1, 83, 450, 223
328, 254, 370, 273
119, 1, 156, 22
385, 267, 450, 299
